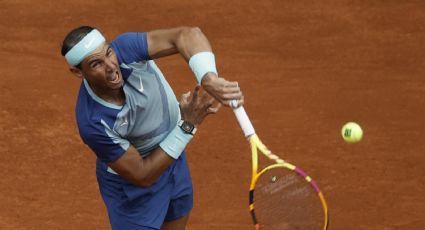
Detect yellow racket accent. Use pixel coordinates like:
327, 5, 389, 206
319, 192, 329, 229
231, 105, 328, 229
248, 134, 329, 230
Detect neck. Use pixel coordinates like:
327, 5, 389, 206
88, 82, 125, 106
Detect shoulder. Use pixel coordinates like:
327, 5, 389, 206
111, 32, 150, 65
75, 83, 121, 140
112, 32, 148, 46
75, 86, 128, 162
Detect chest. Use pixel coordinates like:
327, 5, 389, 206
113, 62, 171, 141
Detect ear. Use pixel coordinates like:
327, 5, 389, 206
69, 67, 84, 79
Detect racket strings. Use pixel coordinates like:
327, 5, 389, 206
254, 168, 324, 230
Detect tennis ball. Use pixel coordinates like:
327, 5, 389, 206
341, 122, 363, 143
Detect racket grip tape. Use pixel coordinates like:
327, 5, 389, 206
231, 103, 256, 137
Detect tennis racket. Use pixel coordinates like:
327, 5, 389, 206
232, 104, 329, 229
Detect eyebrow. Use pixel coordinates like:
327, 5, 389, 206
87, 45, 112, 66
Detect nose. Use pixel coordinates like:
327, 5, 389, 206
104, 56, 115, 72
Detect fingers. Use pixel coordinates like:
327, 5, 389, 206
192, 85, 200, 102
219, 80, 243, 107
193, 90, 220, 114
207, 103, 222, 114
200, 90, 211, 103
221, 89, 243, 108
223, 81, 241, 94
202, 76, 244, 107
180, 86, 202, 106
180, 91, 191, 104
224, 81, 239, 89
198, 93, 215, 113
221, 92, 243, 100
184, 86, 217, 111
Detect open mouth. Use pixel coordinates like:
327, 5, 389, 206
109, 71, 121, 84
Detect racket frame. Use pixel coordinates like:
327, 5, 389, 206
232, 105, 329, 230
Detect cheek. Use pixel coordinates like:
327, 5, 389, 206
86, 70, 107, 82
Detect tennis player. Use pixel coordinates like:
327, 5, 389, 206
60, 26, 243, 230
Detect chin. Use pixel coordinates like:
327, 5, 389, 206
109, 81, 124, 90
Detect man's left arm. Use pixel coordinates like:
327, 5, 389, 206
147, 27, 244, 107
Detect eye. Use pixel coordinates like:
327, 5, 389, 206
91, 61, 101, 68
107, 49, 113, 56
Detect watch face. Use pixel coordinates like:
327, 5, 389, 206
179, 121, 195, 135
182, 121, 194, 133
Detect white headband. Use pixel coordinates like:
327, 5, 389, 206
65, 29, 106, 66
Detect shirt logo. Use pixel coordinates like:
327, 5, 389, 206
120, 117, 128, 127
138, 76, 144, 92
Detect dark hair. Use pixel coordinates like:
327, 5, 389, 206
61, 25, 95, 68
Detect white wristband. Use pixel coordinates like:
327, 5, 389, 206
159, 126, 193, 159
188, 52, 218, 84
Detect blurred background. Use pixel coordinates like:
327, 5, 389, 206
1, 0, 424, 229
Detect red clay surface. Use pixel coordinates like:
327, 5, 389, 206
1, 0, 424, 229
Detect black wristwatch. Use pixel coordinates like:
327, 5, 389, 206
178, 120, 197, 135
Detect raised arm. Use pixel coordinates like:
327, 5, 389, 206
147, 27, 244, 107
147, 27, 211, 60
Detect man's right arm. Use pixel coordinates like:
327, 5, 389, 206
146, 27, 244, 108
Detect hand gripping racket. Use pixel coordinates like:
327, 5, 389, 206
232, 104, 329, 229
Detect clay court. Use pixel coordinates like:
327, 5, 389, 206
1, 0, 424, 229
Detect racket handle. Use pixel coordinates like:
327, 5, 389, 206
231, 100, 256, 137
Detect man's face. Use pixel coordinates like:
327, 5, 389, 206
79, 42, 123, 91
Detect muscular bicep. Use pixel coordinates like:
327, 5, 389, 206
107, 145, 175, 187
147, 28, 181, 59
147, 27, 212, 60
